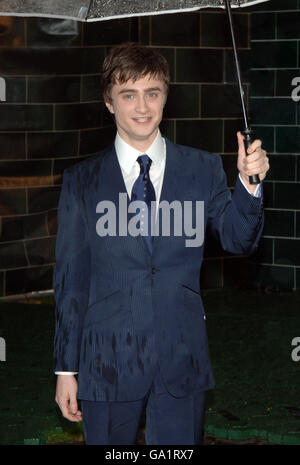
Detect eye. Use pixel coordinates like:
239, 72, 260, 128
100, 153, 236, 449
148, 92, 157, 98
123, 93, 134, 100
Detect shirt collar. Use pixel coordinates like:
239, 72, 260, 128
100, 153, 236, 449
115, 130, 165, 175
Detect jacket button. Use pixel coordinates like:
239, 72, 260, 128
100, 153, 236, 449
151, 267, 156, 274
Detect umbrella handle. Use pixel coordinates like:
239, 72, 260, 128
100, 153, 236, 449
242, 128, 260, 185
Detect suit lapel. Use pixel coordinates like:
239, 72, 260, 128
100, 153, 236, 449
159, 138, 182, 205
100, 145, 150, 257
98, 144, 126, 199
152, 138, 184, 254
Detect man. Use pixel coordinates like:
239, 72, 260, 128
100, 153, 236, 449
54, 43, 269, 445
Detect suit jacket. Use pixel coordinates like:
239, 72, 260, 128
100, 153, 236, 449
53, 136, 264, 401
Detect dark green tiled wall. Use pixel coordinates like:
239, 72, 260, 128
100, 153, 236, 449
0, 190, 27, 216
151, 13, 200, 46
0, 213, 48, 242
248, 69, 275, 97
176, 120, 223, 154
27, 132, 79, 159
264, 210, 295, 237
276, 127, 300, 153
0, 105, 53, 131
267, 154, 297, 181
176, 48, 223, 82
201, 12, 249, 47
164, 84, 199, 119
201, 84, 249, 118
275, 239, 300, 266
250, 0, 299, 11
249, 0, 300, 290
250, 98, 297, 125
5, 266, 54, 295
27, 77, 81, 103
276, 70, 299, 96
277, 11, 300, 39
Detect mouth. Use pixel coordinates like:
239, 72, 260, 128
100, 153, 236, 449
132, 117, 152, 124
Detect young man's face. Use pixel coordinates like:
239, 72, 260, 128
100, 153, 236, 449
105, 74, 167, 151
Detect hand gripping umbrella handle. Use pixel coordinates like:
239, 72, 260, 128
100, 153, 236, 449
242, 128, 260, 185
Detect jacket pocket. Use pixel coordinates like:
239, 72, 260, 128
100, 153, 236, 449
83, 288, 122, 328
182, 284, 206, 320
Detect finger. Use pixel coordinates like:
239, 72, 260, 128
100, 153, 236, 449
74, 409, 82, 420
69, 399, 78, 415
67, 397, 81, 421
244, 150, 268, 167
68, 393, 82, 421
237, 131, 246, 155
243, 158, 269, 176
65, 410, 82, 422
62, 404, 82, 422
58, 398, 74, 420
64, 412, 82, 422
56, 396, 81, 422
247, 139, 262, 155
236, 132, 262, 159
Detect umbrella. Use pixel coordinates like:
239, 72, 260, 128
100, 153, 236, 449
0, 1, 270, 22
0, 0, 270, 183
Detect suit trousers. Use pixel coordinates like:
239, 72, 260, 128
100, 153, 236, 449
81, 366, 206, 445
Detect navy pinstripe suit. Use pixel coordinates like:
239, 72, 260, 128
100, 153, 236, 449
53, 136, 263, 404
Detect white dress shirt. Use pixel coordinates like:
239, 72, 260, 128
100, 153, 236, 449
55, 130, 260, 375
115, 130, 166, 202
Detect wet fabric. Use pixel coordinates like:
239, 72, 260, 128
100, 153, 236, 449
81, 366, 206, 445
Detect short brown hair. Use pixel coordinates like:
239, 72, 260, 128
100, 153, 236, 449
101, 42, 170, 103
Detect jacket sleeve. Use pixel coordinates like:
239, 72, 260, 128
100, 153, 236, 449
53, 167, 91, 372
207, 154, 264, 256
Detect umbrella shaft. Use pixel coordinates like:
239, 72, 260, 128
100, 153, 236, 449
224, 0, 249, 130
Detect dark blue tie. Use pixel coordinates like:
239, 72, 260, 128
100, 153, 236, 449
131, 154, 156, 254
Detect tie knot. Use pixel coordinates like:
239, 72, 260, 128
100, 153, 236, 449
137, 154, 152, 174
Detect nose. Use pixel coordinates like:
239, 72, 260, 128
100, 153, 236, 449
135, 95, 148, 113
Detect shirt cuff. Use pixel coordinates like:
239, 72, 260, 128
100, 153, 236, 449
239, 173, 261, 198
55, 371, 78, 375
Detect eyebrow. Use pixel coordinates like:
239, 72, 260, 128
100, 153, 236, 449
118, 86, 162, 95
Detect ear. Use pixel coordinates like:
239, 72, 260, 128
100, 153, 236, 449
105, 100, 114, 114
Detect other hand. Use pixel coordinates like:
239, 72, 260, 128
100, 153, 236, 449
55, 375, 82, 422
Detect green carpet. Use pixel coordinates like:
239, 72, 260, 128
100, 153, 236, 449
0, 289, 300, 445
204, 288, 300, 445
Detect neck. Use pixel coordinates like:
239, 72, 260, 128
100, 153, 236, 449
118, 130, 159, 152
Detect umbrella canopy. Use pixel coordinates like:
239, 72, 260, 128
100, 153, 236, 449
0, 0, 270, 22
